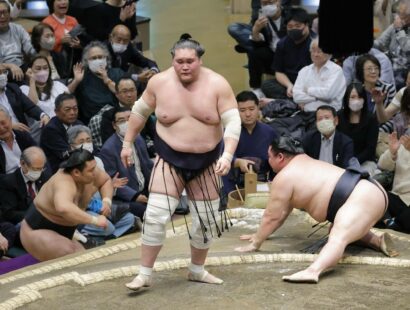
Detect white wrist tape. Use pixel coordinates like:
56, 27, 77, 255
131, 97, 155, 120
220, 108, 241, 141
102, 197, 112, 207
220, 152, 233, 163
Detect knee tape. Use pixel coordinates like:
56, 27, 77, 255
142, 193, 179, 246
189, 199, 221, 249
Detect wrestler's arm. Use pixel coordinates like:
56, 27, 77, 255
216, 77, 241, 175
53, 180, 107, 227
93, 167, 114, 217
235, 175, 293, 252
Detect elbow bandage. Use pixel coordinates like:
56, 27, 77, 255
221, 108, 241, 141
131, 98, 154, 120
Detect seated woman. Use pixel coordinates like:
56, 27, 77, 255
355, 53, 396, 132
378, 87, 410, 232
20, 55, 82, 142
337, 82, 379, 175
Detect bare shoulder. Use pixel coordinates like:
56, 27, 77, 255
203, 67, 230, 88
51, 172, 77, 194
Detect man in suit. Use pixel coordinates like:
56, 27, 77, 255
40, 93, 82, 173
0, 146, 49, 225
99, 107, 153, 220
0, 64, 49, 132
0, 106, 37, 174
303, 105, 354, 169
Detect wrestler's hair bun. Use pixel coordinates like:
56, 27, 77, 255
277, 135, 304, 154
180, 33, 192, 40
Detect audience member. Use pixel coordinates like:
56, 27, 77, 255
20, 55, 69, 142
0, 146, 49, 225
75, 41, 125, 124
303, 105, 354, 168
67, 125, 137, 239
4, 0, 24, 19
99, 107, 152, 220
374, 0, 400, 32
0, 63, 49, 133
378, 129, 410, 232
89, 77, 136, 150
40, 93, 82, 173
222, 91, 277, 195
0, 0, 36, 82
343, 48, 395, 86
43, 0, 82, 53
0, 107, 36, 174
293, 38, 346, 113
261, 7, 313, 99
84, 0, 137, 42
374, 0, 410, 89
247, 0, 287, 97
20, 148, 110, 261
108, 25, 159, 93
337, 83, 379, 175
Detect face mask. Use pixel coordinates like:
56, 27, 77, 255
348, 99, 364, 112
26, 170, 42, 182
287, 28, 305, 42
118, 122, 128, 137
112, 42, 127, 54
74, 142, 94, 154
261, 4, 278, 17
40, 37, 55, 51
88, 58, 107, 73
317, 119, 335, 136
34, 70, 49, 84
0, 73, 7, 89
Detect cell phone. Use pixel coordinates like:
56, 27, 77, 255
258, 9, 265, 18
123, 0, 137, 8
68, 24, 85, 38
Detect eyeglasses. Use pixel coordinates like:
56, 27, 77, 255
118, 88, 136, 95
0, 10, 10, 17
364, 66, 380, 73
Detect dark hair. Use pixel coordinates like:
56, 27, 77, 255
60, 148, 95, 173
355, 54, 381, 83
113, 106, 131, 122
401, 86, 410, 116
115, 77, 136, 92
236, 91, 259, 105
31, 23, 54, 53
28, 54, 53, 101
55, 93, 76, 110
342, 82, 369, 122
170, 33, 205, 58
270, 135, 304, 156
316, 105, 337, 119
285, 7, 310, 25
0, 0, 11, 12
46, 0, 56, 14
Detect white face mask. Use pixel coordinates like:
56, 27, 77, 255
118, 122, 128, 137
74, 142, 94, 154
261, 4, 278, 17
112, 42, 127, 54
88, 58, 107, 73
40, 37, 56, 51
317, 119, 335, 136
26, 170, 42, 182
348, 99, 364, 112
34, 70, 49, 84
0, 73, 7, 89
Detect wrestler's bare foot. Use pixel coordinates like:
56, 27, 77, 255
125, 274, 152, 291
187, 270, 224, 285
282, 269, 319, 284
379, 233, 399, 257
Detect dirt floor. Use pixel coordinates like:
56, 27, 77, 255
1, 209, 410, 310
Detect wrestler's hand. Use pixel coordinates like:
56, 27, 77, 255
215, 157, 231, 176
235, 242, 258, 253
100, 202, 111, 217
121, 147, 134, 168
96, 215, 108, 228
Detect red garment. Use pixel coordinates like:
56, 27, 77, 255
42, 14, 78, 52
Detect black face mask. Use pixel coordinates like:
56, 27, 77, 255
287, 28, 305, 42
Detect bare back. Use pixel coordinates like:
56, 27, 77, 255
144, 67, 236, 153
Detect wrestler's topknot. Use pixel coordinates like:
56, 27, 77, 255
170, 33, 205, 58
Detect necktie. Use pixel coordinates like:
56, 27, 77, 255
27, 181, 36, 200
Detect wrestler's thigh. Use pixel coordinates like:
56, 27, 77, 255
149, 157, 185, 197
187, 167, 221, 200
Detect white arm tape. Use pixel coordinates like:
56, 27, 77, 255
220, 108, 241, 141
220, 152, 233, 163
131, 97, 155, 120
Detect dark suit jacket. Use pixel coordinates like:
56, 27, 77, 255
99, 134, 153, 202
0, 130, 37, 174
0, 168, 49, 224
302, 130, 354, 168
5, 83, 43, 125
39, 116, 83, 173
